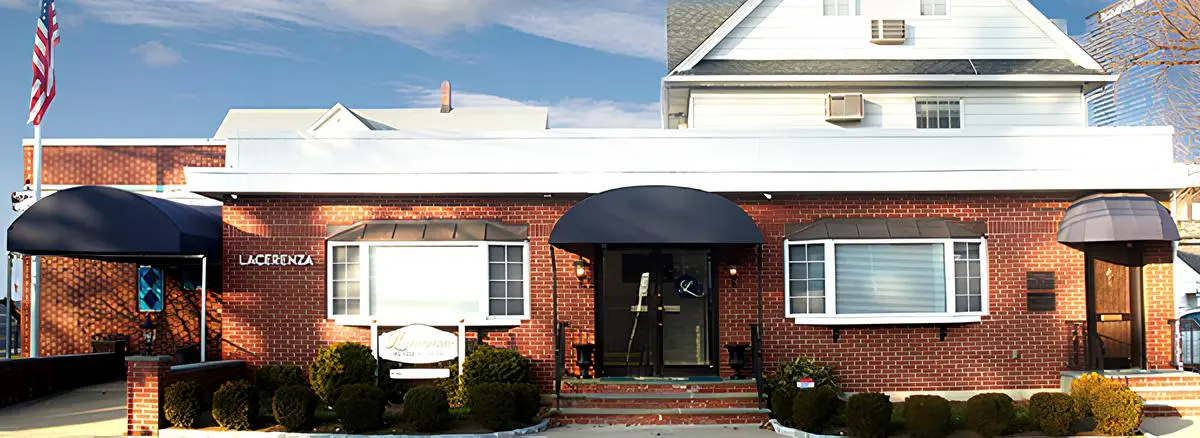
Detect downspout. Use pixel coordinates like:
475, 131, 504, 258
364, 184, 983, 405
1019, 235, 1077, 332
550, 245, 561, 409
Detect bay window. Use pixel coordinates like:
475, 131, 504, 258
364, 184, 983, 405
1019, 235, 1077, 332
327, 241, 530, 325
785, 238, 987, 324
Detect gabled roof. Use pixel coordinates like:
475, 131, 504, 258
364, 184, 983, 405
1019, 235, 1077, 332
686, 59, 1105, 76
1180, 246, 1200, 275
667, 0, 1106, 76
667, 0, 750, 71
308, 103, 375, 132
214, 105, 549, 138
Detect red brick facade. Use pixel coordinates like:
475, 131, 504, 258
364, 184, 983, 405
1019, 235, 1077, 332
220, 194, 1176, 393
19, 144, 225, 357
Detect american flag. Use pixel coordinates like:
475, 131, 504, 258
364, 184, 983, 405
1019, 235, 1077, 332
28, 0, 60, 126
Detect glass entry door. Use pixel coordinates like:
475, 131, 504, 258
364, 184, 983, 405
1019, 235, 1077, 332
599, 248, 715, 377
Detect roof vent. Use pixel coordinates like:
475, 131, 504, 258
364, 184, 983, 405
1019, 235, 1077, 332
440, 80, 452, 113
870, 19, 906, 45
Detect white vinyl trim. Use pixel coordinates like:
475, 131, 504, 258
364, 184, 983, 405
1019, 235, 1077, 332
671, 0, 765, 74
20, 138, 224, 147
783, 237, 988, 325
663, 74, 1119, 84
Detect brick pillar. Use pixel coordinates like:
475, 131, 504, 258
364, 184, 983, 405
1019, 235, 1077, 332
126, 356, 172, 436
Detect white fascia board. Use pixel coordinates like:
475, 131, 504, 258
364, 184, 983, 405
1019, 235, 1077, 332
671, 0, 764, 74
20, 138, 224, 147
185, 166, 1190, 196
663, 74, 1119, 85
1009, 0, 1106, 71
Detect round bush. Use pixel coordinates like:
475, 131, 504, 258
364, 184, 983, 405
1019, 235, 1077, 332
463, 347, 533, 388
966, 393, 1015, 438
403, 385, 452, 432
272, 384, 316, 431
163, 381, 203, 429
1029, 392, 1078, 436
469, 382, 517, 431
1070, 372, 1111, 416
334, 383, 386, 433
846, 392, 892, 438
255, 365, 306, 397
509, 383, 542, 425
309, 342, 375, 406
436, 363, 465, 407
791, 386, 838, 433
212, 380, 259, 431
767, 357, 840, 395
1093, 384, 1144, 436
770, 386, 799, 426
904, 395, 952, 438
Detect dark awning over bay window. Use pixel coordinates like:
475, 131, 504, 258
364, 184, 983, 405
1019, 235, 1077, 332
1057, 193, 1179, 244
785, 218, 987, 240
327, 220, 528, 242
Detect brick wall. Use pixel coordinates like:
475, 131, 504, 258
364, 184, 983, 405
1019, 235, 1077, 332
220, 194, 1176, 393
19, 144, 225, 357
126, 356, 170, 436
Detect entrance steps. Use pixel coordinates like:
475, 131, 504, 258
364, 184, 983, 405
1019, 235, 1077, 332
553, 379, 769, 425
1064, 370, 1200, 417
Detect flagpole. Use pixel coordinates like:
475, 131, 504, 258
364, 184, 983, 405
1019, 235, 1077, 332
29, 123, 42, 358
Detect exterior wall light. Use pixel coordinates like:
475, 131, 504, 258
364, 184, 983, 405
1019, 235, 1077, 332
728, 266, 739, 287
573, 259, 592, 287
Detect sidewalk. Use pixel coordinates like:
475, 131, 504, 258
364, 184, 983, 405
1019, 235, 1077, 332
0, 380, 125, 437
543, 424, 776, 437
1142, 417, 1200, 437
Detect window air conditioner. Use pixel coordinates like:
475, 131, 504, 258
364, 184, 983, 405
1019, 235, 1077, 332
871, 19, 906, 44
826, 93, 865, 122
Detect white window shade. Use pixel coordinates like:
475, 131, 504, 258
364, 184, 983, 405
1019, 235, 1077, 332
834, 243, 946, 314
369, 245, 485, 322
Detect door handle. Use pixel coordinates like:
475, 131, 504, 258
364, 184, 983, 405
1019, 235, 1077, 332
663, 305, 682, 313
631, 305, 649, 313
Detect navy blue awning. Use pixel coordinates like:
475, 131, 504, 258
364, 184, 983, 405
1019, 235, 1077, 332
549, 185, 763, 256
7, 186, 221, 263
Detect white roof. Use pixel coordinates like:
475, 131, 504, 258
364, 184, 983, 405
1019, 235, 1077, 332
213, 104, 549, 139
186, 126, 1187, 196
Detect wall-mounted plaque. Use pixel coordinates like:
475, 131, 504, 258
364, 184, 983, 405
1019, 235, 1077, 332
1026, 271, 1056, 291
1027, 293, 1056, 312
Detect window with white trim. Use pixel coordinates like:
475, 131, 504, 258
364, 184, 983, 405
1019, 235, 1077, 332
784, 239, 986, 324
921, 0, 948, 16
327, 241, 530, 322
916, 99, 962, 129
823, 0, 854, 16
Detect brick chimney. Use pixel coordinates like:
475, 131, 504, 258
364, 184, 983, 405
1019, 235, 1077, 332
440, 80, 452, 113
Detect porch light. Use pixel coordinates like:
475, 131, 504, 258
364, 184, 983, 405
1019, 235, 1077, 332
728, 266, 739, 287
573, 259, 591, 287
139, 314, 157, 356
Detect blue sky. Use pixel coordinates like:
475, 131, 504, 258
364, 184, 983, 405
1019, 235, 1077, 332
0, 0, 1113, 264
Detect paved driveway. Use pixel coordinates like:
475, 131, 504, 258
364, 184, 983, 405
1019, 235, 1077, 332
0, 380, 125, 437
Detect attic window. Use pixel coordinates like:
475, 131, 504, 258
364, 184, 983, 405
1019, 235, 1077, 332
823, 0, 854, 16
921, 0, 948, 16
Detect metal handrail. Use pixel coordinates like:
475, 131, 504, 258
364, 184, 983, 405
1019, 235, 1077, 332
750, 323, 764, 408
554, 321, 567, 409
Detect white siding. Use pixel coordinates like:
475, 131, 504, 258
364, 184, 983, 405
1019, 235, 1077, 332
708, 0, 1071, 60
688, 87, 1085, 129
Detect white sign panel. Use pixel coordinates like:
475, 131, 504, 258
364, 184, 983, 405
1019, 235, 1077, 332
390, 368, 452, 380
379, 324, 458, 364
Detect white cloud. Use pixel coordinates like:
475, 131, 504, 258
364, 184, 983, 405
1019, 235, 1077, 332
69, 0, 666, 61
198, 41, 314, 63
130, 41, 183, 67
0, 0, 33, 9
394, 83, 659, 128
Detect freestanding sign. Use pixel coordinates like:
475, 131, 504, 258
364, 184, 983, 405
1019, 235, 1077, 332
378, 324, 458, 364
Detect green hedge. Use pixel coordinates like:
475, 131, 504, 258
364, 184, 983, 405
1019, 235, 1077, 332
272, 384, 316, 431
468, 382, 515, 431
212, 380, 258, 431
791, 386, 838, 433
966, 393, 1015, 438
334, 383, 386, 433
163, 381, 203, 429
770, 386, 799, 426
845, 392, 892, 438
1029, 392, 1078, 436
255, 365, 306, 397
903, 395, 952, 438
309, 343, 374, 406
403, 385, 452, 432
463, 347, 533, 388
1093, 384, 1144, 436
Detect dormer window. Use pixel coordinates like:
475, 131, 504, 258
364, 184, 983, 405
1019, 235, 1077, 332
921, 0, 948, 16
823, 0, 855, 16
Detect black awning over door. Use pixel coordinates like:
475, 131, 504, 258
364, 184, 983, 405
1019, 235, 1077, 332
7, 186, 222, 263
548, 186, 764, 256
1057, 193, 1180, 244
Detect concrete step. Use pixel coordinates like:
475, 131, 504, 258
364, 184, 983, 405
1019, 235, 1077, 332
1144, 400, 1200, 417
1129, 386, 1200, 401
560, 379, 759, 394
558, 392, 762, 409
554, 407, 770, 426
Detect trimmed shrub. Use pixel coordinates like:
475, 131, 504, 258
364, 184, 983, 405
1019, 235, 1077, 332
770, 386, 799, 426
1070, 372, 1112, 416
255, 365, 306, 397
435, 362, 465, 407
309, 342, 375, 406
212, 380, 259, 431
767, 357, 840, 395
403, 385, 452, 432
272, 384, 316, 431
791, 386, 839, 433
1011, 404, 1034, 434
469, 382, 517, 431
334, 383, 386, 433
163, 381, 203, 429
904, 395, 952, 438
1029, 392, 1078, 436
509, 383, 542, 425
966, 393, 1015, 438
463, 347, 533, 387
1093, 384, 1145, 436
845, 392, 892, 438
